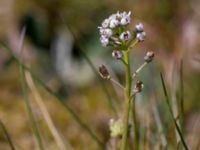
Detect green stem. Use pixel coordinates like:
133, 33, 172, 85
132, 62, 147, 79
110, 78, 125, 89
120, 51, 132, 150
131, 96, 139, 150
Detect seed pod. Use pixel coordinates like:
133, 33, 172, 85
99, 65, 110, 79
133, 81, 144, 94
144, 51, 155, 63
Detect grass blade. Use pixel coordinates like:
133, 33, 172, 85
0, 42, 104, 148
152, 101, 168, 149
0, 119, 16, 150
29, 69, 104, 148
20, 64, 45, 150
179, 60, 184, 130
160, 73, 189, 150
25, 72, 72, 150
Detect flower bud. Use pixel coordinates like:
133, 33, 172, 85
109, 19, 119, 28
99, 65, 110, 79
112, 50, 123, 59
100, 36, 109, 47
120, 31, 131, 41
135, 23, 144, 33
133, 81, 144, 94
119, 11, 131, 26
144, 51, 154, 63
99, 28, 112, 38
101, 19, 110, 28
136, 32, 146, 42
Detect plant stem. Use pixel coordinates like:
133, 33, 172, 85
110, 78, 124, 89
131, 96, 139, 150
132, 62, 147, 79
120, 51, 132, 150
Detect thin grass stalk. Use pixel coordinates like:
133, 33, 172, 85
120, 51, 132, 150
28, 68, 104, 148
179, 60, 184, 130
25, 72, 72, 150
19, 65, 45, 150
152, 103, 168, 149
160, 73, 189, 150
171, 68, 181, 143
144, 114, 150, 150
0, 119, 16, 150
0, 43, 104, 148
176, 142, 181, 150
139, 118, 145, 150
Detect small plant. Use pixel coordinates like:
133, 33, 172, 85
0, 9, 191, 150
98, 11, 154, 150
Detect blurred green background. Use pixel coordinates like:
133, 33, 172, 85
0, 0, 200, 149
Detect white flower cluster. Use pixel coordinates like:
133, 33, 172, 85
99, 11, 132, 47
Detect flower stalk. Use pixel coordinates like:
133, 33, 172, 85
130, 96, 139, 150
98, 11, 154, 150
120, 51, 132, 150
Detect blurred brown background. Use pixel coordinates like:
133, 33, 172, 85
0, 0, 200, 149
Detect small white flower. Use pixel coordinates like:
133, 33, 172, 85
99, 28, 112, 38
135, 23, 144, 33
136, 32, 146, 42
109, 14, 117, 20
112, 50, 123, 59
101, 19, 110, 28
100, 36, 109, 47
120, 31, 131, 41
109, 19, 119, 28
120, 11, 131, 25
116, 11, 121, 18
